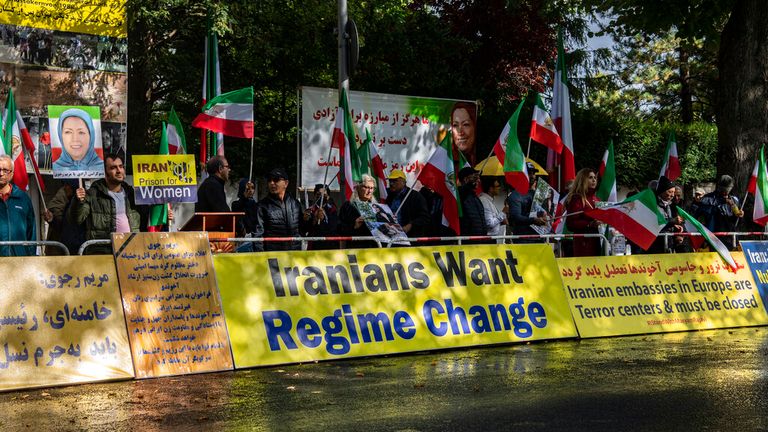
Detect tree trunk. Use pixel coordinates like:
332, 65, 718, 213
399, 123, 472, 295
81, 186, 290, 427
716, 0, 768, 193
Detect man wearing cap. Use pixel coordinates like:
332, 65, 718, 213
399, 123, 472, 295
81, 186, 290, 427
252, 167, 307, 252
505, 163, 547, 243
196, 155, 231, 213
457, 166, 487, 241
385, 169, 429, 238
695, 174, 744, 250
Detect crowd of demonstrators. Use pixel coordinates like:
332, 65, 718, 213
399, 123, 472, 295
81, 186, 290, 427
564, 168, 600, 256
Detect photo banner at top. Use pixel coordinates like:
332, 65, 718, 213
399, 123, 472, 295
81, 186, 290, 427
300, 86, 477, 190
0, 0, 126, 38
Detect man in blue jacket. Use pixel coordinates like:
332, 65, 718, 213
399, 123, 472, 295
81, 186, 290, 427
0, 155, 35, 256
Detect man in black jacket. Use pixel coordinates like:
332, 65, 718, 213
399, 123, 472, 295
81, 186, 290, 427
196, 155, 230, 212
385, 169, 430, 238
457, 167, 487, 243
253, 168, 308, 252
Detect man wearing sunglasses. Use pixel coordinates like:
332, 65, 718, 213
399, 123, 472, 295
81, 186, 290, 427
252, 168, 307, 252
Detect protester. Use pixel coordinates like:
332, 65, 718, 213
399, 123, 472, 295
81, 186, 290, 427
43, 179, 84, 255
0, 155, 35, 256
338, 174, 384, 248
479, 176, 507, 242
457, 167, 487, 242
565, 168, 600, 256
231, 178, 258, 252
385, 169, 429, 238
252, 168, 306, 252
646, 176, 689, 254
688, 187, 705, 214
70, 153, 143, 254
695, 174, 744, 250
506, 164, 547, 243
196, 155, 230, 212
303, 183, 339, 250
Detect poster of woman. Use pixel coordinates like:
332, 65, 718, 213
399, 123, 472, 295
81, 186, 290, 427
48, 105, 104, 178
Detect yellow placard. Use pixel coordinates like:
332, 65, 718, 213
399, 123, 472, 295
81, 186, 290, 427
132, 154, 196, 187
0, 256, 133, 392
214, 244, 577, 368
113, 232, 233, 378
558, 252, 768, 338
0, 0, 126, 38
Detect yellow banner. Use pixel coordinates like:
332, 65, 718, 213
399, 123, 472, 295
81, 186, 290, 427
0, 256, 133, 392
215, 244, 577, 368
132, 154, 196, 186
0, 0, 126, 38
558, 252, 768, 338
113, 232, 233, 378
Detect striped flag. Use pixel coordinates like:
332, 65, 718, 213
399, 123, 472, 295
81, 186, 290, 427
678, 207, 737, 271
499, 99, 529, 195
747, 158, 759, 195
201, 12, 223, 160
362, 125, 387, 202
0, 89, 28, 190
548, 29, 575, 191
330, 88, 361, 200
585, 189, 667, 251
529, 93, 563, 153
659, 130, 681, 181
192, 87, 254, 138
417, 133, 461, 235
16, 113, 44, 193
753, 145, 768, 226
596, 140, 617, 202
147, 122, 169, 232
167, 106, 187, 155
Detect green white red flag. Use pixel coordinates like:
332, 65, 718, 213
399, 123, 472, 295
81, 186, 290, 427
147, 122, 169, 232
659, 130, 681, 181
167, 106, 187, 155
585, 188, 666, 250
0, 89, 28, 190
330, 88, 361, 200
678, 207, 737, 271
192, 87, 254, 139
596, 140, 617, 202
417, 133, 460, 235
753, 145, 768, 226
548, 29, 575, 190
529, 93, 563, 153
200, 12, 223, 161
496, 99, 529, 195
362, 125, 387, 202
747, 158, 759, 195
15, 113, 45, 192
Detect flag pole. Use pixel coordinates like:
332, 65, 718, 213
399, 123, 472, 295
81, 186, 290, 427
526, 136, 532, 158
248, 136, 254, 182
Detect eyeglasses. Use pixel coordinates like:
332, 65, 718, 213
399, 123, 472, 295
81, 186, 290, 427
0, 168, 11, 174
361, 186, 375, 191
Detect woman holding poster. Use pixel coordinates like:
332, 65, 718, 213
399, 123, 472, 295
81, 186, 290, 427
51, 107, 103, 177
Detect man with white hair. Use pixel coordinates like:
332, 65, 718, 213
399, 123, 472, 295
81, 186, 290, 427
0, 154, 35, 256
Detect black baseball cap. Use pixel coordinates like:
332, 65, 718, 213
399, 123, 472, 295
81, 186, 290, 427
267, 168, 289, 180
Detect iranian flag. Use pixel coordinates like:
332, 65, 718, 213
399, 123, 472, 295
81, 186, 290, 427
548, 29, 575, 190
147, 122, 169, 232
529, 93, 563, 153
330, 88, 360, 201
753, 145, 768, 226
200, 11, 223, 161
362, 125, 387, 202
596, 140, 617, 202
678, 207, 737, 271
167, 106, 187, 155
16, 113, 44, 193
747, 158, 759, 195
498, 99, 529, 195
659, 130, 681, 181
0, 89, 29, 190
417, 133, 460, 235
585, 188, 666, 250
192, 87, 254, 139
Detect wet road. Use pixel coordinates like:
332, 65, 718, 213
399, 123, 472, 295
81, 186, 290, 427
2, 326, 768, 431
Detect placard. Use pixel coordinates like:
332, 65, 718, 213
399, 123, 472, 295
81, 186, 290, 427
215, 244, 577, 367
113, 232, 233, 378
0, 256, 133, 392
132, 154, 197, 205
558, 252, 768, 338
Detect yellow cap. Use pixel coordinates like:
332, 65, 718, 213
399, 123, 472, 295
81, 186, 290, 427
388, 169, 406, 180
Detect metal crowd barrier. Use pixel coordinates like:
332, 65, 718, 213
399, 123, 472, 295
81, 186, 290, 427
0, 240, 69, 255
78, 239, 112, 255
